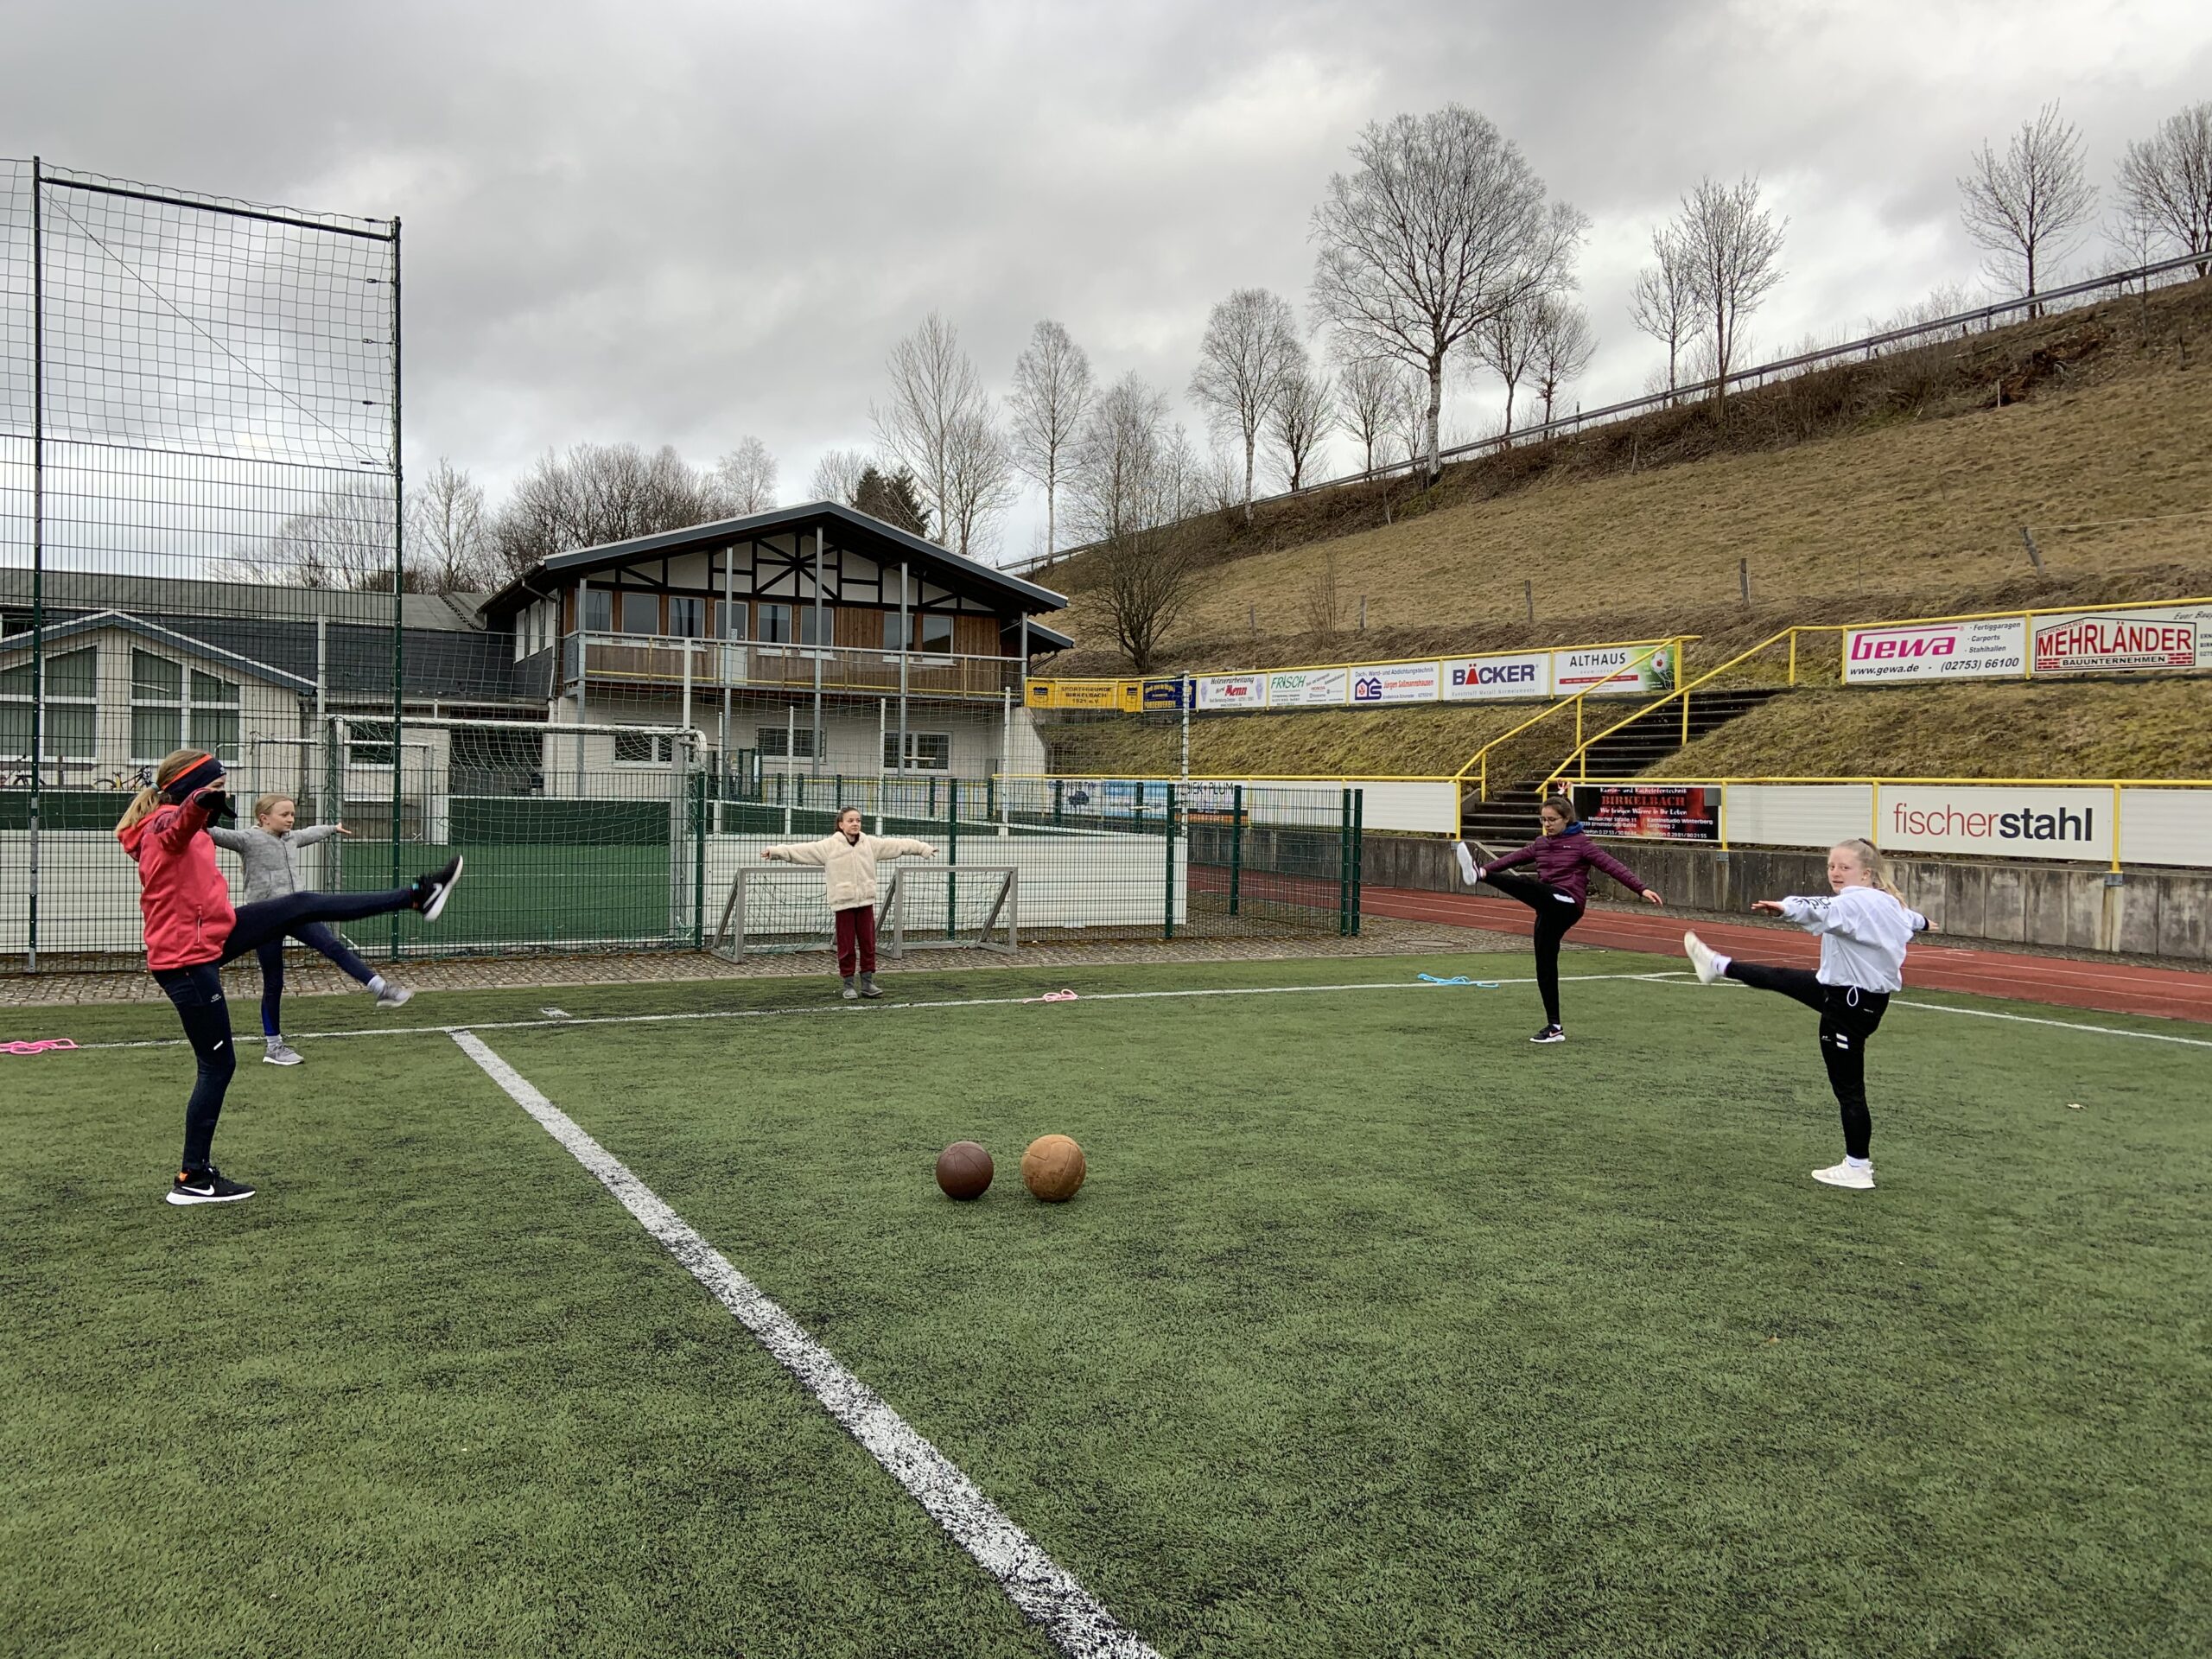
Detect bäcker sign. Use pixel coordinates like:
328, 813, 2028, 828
1877, 786, 2113, 862
1440, 651, 1552, 702
1842, 617, 2026, 683
2031, 603, 2212, 675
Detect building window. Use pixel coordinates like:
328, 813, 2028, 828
756, 723, 817, 760
614, 732, 678, 765
583, 588, 613, 632
798, 605, 831, 646
880, 610, 906, 651
916, 613, 954, 654
0, 646, 98, 765
755, 602, 793, 644
129, 651, 240, 762
668, 596, 705, 638
620, 591, 660, 635
884, 731, 950, 772
719, 599, 747, 639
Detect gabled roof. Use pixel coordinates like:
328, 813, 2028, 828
0, 610, 318, 693
477, 501, 1071, 620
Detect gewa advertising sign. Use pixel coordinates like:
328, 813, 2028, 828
1876, 785, 2113, 863
1570, 783, 1721, 842
1350, 661, 1440, 704
1440, 651, 1552, 702
1554, 643, 1675, 697
1842, 617, 2026, 683
1266, 667, 1350, 708
2031, 603, 2212, 676
1196, 673, 1268, 711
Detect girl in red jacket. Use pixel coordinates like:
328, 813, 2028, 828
117, 750, 466, 1205
1458, 793, 1663, 1044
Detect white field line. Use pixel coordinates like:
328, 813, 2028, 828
449, 1030, 1160, 1659
1634, 973, 2212, 1049
35, 971, 1675, 1052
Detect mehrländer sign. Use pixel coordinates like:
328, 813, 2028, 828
1843, 617, 2026, 683
2031, 603, 2212, 675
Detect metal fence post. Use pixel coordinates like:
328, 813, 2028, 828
1052, 777, 1064, 825
1351, 788, 1363, 936
945, 775, 957, 940
691, 766, 707, 949
1163, 782, 1178, 941
1229, 785, 1244, 918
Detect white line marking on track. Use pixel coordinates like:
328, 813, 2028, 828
1633, 973, 2212, 1047
448, 1029, 1160, 1659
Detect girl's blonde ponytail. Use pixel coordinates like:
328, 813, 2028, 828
115, 750, 208, 835
1839, 837, 1904, 900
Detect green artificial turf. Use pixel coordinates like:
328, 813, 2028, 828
4, 951, 2208, 1657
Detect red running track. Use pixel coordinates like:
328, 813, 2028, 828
1365, 885, 2212, 1026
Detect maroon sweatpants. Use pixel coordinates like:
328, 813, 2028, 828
834, 904, 877, 977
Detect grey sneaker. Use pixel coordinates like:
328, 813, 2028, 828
841, 976, 860, 1001
263, 1039, 304, 1066
374, 982, 414, 1009
858, 973, 882, 999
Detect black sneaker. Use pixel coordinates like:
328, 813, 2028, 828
413, 855, 465, 921
1529, 1025, 1567, 1045
167, 1166, 256, 1205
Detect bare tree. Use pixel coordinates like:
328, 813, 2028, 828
1471, 294, 1542, 437
231, 475, 413, 591
1531, 298, 1596, 429
1007, 320, 1094, 562
1189, 288, 1302, 520
1067, 373, 1201, 672
874, 312, 1013, 556
1302, 549, 1343, 637
1959, 101, 2097, 308
489, 442, 725, 574
2114, 101, 2212, 276
1334, 350, 1396, 475
1629, 226, 1695, 397
1311, 105, 1584, 484
406, 457, 493, 594
808, 448, 869, 505
1674, 174, 1787, 408
1268, 361, 1335, 492
1386, 369, 1429, 467
710, 435, 778, 515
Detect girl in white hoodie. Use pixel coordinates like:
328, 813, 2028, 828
761, 808, 938, 999
1682, 840, 1930, 1191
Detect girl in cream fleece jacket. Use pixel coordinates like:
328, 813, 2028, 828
761, 808, 937, 998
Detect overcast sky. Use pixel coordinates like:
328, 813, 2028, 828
10, 0, 2211, 562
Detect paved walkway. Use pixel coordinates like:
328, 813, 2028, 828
1366, 886, 2212, 1025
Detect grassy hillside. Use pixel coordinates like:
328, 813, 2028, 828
1045, 278, 2212, 683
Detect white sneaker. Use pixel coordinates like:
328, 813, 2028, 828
1683, 931, 1724, 984
374, 982, 414, 1009
1454, 842, 1481, 886
263, 1039, 303, 1066
1811, 1160, 1875, 1190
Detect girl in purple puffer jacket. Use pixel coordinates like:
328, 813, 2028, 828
1457, 794, 1664, 1043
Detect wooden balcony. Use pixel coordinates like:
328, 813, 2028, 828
564, 632, 1022, 702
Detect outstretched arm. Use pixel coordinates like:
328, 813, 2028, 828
206, 825, 253, 852
760, 836, 835, 865
1586, 843, 1663, 906
877, 837, 938, 860
154, 791, 218, 855
287, 824, 344, 848
1477, 841, 1539, 878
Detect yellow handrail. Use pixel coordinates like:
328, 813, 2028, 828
1453, 638, 1684, 798
1535, 626, 1841, 796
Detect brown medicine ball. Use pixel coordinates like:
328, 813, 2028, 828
1020, 1134, 1086, 1202
935, 1141, 994, 1200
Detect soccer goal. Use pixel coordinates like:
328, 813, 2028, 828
710, 863, 1019, 960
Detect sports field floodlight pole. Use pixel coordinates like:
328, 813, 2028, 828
811, 526, 826, 779
25, 157, 43, 970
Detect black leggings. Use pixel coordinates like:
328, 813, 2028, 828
154, 887, 416, 1173
1725, 961, 1890, 1159
256, 921, 377, 1035
1485, 871, 1586, 1027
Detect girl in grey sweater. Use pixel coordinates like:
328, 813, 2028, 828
210, 793, 412, 1065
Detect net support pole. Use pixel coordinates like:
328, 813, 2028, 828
1338, 789, 1351, 937
898, 559, 910, 796
26, 156, 44, 972
1000, 687, 1012, 827
1163, 782, 1178, 941
1351, 788, 1363, 936
811, 526, 825, 779
876, 698, 887, 832
388, 214, 405, 963
944, 775, 957, 941
1229, 785, 1243, 917
575, 579, 588, 789
720, 544, 735, 785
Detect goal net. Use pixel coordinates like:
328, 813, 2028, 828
710, 862, 1018, 960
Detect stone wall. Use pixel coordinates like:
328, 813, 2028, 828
1363, 835, 2212, 963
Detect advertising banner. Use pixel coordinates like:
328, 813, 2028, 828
1350, 660, 1441, 704
1141, 677, 1191, 711
1554, 642, 1675, 697
1440, 651, 1552, 702
2031, 603, 2212, 676
1876, 785, 2113, 863
1196, 672, 1268, 711
1051, 681, 1124, 710
1842, 617, 2026, 683
1570, 783, 1721, 842
1265, 666, 1350, 708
